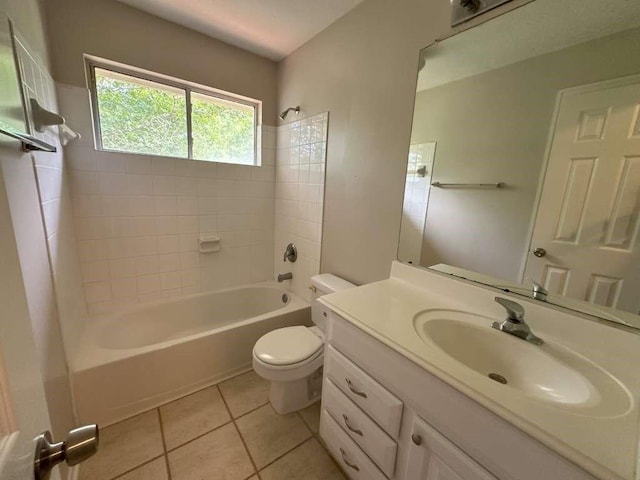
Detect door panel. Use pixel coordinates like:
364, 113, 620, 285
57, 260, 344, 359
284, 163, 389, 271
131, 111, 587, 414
0, 153, 57, 480
405, 416, 497, 480
526, 78, 640, 313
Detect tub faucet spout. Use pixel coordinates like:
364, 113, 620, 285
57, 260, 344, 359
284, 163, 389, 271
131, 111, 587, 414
278, 272, 293, 282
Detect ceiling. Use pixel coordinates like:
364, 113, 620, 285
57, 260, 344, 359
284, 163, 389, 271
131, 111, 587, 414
418, 0, 640, 91
117, 0, 365, 60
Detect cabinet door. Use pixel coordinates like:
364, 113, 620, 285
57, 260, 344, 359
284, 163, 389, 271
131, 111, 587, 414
405, 416, 497, 480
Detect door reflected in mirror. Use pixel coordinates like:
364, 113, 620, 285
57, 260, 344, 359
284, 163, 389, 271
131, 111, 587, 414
401, 0, 640, 328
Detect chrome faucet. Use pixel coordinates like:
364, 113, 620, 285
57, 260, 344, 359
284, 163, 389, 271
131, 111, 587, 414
531, 280, 548, 302
283, 243, 297, 262
277, 272, 293, 282
492, 297, 544, 345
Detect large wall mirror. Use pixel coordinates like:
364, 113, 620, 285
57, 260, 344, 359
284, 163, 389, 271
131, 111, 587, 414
400, 0, 640, 329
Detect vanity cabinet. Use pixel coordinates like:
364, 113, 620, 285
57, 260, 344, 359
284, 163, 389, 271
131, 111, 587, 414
320, 410, 389, 480
405, 416, 497, 480
322, 378, 398, 476
320, 311, 598, 480
324, 345, 403, 438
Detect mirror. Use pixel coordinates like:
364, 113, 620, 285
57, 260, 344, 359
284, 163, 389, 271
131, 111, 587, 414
401, 0, 640, 328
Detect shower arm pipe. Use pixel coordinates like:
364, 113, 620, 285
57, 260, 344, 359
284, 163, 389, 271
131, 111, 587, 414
279, 106, 300, 121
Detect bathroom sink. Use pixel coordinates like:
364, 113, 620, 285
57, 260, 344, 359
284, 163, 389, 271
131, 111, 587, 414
413, 310, 631, 416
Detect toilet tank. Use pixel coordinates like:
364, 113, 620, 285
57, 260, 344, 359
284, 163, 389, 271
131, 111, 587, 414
310, 274, 356, 331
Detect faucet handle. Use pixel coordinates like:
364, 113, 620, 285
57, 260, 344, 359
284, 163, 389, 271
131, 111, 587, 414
283, 243, 297, 263
528, 277, 547, 292
527, 277, 548, 301
495, 297, 524, 322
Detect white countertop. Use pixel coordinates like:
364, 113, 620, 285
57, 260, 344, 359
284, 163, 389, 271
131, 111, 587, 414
319, 262, 640, 480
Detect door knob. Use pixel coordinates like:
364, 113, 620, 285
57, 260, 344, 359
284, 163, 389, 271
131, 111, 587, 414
34, 425, 99, 480
532, 247, 546, 258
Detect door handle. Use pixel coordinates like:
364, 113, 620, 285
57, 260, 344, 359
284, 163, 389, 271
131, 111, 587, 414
533, 247, 546, 258
342, 414, 363, 436
345, 378, 367, 398
339, 448, 360, 471
34, 424, 99, 480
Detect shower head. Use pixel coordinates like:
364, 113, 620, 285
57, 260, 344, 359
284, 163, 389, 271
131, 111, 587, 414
279, 106, 300, 121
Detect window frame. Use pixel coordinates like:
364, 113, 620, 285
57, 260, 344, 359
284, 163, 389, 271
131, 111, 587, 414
84, 55, 262, 165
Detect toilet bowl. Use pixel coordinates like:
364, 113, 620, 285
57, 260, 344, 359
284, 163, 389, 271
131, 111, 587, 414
252, 274, 356, 414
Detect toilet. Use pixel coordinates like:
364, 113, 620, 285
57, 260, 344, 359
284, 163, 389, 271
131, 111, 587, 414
252, 274, 356, 414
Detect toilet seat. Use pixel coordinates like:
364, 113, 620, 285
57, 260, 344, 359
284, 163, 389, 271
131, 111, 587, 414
253, 326, 323, 367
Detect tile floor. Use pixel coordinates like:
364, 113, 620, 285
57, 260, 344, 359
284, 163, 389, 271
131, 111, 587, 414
79, 370, 346, 480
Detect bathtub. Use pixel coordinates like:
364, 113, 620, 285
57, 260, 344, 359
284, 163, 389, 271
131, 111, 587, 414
72, 283, 310, 426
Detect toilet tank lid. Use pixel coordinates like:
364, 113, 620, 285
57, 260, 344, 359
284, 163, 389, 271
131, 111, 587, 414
311, 273, 356, 294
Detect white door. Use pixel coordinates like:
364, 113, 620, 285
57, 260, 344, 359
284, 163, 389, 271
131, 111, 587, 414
405, 416, 497, 480
525, 77, 640, 313
0, 165, 57, 480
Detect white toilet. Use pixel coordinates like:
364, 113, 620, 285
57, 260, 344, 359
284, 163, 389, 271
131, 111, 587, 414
252, 274, 356, 414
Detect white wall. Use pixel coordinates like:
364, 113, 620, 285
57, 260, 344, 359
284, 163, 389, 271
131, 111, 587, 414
274, 113, 328, 301
13, 36, 88, 358
44, 0, 279, 123
0, 0, 80, 471
276, 0, 542, 285
277, 0, 452, 285
0, 146, 63, 480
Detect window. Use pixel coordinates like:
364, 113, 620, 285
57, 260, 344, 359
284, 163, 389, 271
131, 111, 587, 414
87, 59, 260, 165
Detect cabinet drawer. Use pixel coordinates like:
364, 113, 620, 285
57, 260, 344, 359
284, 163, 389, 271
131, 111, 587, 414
325, 345, 403, 438
322, 378, 397, 477
320, 409, 388, 480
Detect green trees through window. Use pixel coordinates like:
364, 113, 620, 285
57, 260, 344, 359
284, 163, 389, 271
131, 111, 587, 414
93, 67, 257, 164
96, 70, 188, 157
191, 92, 254, 165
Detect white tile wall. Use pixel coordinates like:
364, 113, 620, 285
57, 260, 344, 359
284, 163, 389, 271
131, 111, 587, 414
14, 33, 88, 351
9, 29, 84, 448
13, 35, 57, 147
274, 113, 328, 302
57, 84, 277, 314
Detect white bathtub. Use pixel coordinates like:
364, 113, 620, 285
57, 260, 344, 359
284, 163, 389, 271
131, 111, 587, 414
72, 283, 310, 426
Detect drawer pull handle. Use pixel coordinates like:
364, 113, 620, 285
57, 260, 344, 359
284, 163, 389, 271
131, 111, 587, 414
345, 378, 367, 398
412, 433, 423, 445
339, 448, 360, 472
342, 414, 363, 436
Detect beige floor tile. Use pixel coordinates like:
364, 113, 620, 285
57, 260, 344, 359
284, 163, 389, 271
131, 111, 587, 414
219, 370, 270, 418
236, 404, 311, 469
116, 458, 169, 480
298, 401, 321, 434
160, 386, 231, 450
259, 438, 346, 480
168, 423, 255, 480
80, 410, 164, 480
